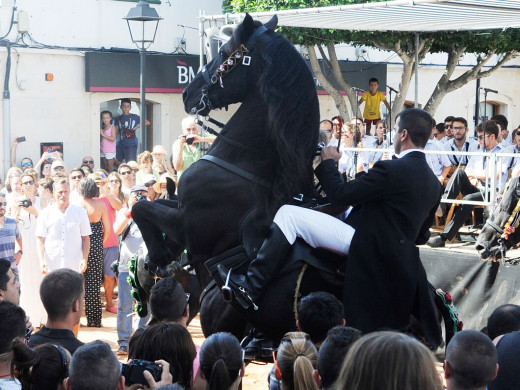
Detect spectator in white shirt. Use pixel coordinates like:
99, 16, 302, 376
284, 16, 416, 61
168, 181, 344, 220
36, 178, 91, 274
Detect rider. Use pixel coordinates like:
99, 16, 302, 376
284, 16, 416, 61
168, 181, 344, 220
218, 108, 442, 345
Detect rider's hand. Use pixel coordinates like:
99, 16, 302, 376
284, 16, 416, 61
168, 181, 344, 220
321, 146, 341, 163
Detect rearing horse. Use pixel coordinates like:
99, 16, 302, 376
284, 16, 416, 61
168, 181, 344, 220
132, 14, 320, 337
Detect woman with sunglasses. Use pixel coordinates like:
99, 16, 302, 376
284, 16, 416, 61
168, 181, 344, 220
197, 332, 245, 390
107, 171, 127, 207
273, 332, 319, 390
12, 172, 46, 327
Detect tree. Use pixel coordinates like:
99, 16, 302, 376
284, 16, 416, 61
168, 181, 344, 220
225, 0, 519, 121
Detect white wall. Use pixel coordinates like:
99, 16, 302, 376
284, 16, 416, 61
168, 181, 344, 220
1, 2, 519, 177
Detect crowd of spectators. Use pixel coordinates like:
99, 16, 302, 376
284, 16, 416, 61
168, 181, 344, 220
2, 105, 520, 389
2, 252, 520, 389
322, 112, 520, 245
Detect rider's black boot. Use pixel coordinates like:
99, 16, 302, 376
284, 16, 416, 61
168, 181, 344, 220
218, 223, 291, 307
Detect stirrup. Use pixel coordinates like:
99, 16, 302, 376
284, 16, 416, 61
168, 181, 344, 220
220, 267, 259, 311
222, 268, 233, 303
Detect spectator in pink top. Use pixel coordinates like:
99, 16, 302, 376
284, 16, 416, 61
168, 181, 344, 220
92, 171, 122, 313
100, 111, 117, 173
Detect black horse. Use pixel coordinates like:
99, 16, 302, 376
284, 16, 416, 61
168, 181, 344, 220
132, 14, 322, 341
476, 176, 520, 260
132, 14, 459, 348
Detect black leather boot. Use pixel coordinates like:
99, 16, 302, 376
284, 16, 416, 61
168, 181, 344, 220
218, 223, 291, 307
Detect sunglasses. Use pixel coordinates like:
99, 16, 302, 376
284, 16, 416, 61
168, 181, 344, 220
132, 169, 139, 173
21, 180, 35, 186
120, 171, 132, 176
21, 162, 33, 168
445, 124, 453, 128
0, 202, 7, 207
71, 175, 83, 180
53, 166, 64, 170
109, 179, 120, 184
144, 181, 156, 187
83, 160, 94, 164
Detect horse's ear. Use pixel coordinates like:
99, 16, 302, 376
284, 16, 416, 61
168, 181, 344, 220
264, 15, 278, 31
242, 13, 255, 39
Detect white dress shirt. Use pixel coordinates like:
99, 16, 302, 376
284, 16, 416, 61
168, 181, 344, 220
36, 203, 91, 271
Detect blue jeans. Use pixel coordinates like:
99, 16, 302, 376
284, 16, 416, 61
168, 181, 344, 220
117, 142, 138, 163
117, 271, 149, 347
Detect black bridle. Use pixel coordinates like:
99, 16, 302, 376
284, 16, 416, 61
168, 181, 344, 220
187, 25, 274, 191
190, 25, 269, 116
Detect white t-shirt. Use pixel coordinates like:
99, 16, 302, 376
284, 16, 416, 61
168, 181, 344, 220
35, 203, 91, 271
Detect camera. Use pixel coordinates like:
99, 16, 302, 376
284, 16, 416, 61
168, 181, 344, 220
21, 199, 32, 208
121, 359, 162, 385
136, 194, 147, 202
186, 136, 195, 145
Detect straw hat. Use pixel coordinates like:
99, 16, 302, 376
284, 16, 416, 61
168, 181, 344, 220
153, 173, 176, 193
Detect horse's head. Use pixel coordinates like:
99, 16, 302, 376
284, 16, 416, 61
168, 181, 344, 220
476, 216, 508, 260
183, 14, 278, 116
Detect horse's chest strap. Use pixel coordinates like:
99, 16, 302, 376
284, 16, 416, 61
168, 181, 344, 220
201, 155, 271, 190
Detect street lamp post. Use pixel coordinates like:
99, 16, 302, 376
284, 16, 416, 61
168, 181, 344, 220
124, 0, 162, 152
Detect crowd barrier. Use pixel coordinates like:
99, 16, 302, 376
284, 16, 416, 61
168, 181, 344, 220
340, 146, 518, 207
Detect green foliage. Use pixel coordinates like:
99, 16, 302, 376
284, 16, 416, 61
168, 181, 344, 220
227, 0, 519, 53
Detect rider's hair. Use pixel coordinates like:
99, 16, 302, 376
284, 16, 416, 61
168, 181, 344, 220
149, 277, 187, 323
129, 322, 196, 389
396, 108, 433, 148
445, 330, 497, 389
335, 331, 441, 390
199, 332, 243, 390
317, 326, 361, 389
276, 332, 319, 390
297, 292, 344, 345
487, 304, 520, 340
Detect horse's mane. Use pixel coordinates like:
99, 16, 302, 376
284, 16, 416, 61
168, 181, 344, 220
256, 31, 320, 203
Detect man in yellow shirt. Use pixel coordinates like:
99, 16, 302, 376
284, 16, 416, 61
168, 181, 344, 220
358, 78, 391, 135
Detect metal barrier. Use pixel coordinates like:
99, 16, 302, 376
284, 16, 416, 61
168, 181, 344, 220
339, 146, 517, 207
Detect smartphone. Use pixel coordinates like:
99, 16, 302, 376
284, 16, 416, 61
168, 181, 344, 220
16, 136, 26, 143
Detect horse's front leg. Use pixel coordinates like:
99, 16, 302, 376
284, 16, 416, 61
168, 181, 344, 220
133, 200, 186, 275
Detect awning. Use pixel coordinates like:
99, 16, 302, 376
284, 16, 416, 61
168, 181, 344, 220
200, 0, 520, 32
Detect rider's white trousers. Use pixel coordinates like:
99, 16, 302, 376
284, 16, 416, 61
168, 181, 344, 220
273, 204, 355, 255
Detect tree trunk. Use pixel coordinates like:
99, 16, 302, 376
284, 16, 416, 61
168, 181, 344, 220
307, 45, 351, 121
424, 50, 516, 115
